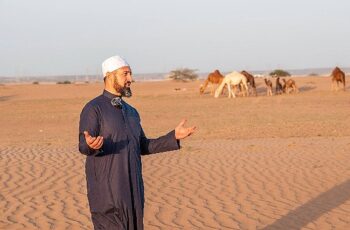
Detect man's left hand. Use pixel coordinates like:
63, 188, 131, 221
175, 119, 196, 140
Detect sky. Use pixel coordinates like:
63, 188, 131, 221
1, 0, 350, 77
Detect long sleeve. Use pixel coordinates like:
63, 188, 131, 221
140, 128, 180, 155
78, 104, 102, 156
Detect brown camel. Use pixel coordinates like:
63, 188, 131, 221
264, 78, 273, 96
331, 66, 346, 91
275, 77, 283, 95
200, 70, 224, 95
240, 70, 257, 96
282, 78, 298, 94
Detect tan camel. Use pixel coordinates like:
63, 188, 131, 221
200, 70, 224, 95
331, 67, 346, 91
264, 78, 273, 96
282, 78, 298, 94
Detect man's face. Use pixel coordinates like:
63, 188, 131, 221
113, 66, 133, 97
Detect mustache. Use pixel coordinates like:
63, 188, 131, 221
124, 81, 131, 87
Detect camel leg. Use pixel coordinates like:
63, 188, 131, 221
227, 84, 231, 98
232, 85, 237, 98
245, 84, 248, 97
232, 85, 236, 98
238, 83, 243, 97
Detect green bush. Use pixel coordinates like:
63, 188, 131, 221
269, 69, 291, 77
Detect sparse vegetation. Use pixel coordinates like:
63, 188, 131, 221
57, 80, 72, 84
269, 69, 291, 77
166, 68, 198, 82
308, 73, 318, 76
32, 81, 39, 84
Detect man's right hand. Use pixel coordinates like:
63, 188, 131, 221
84, 131, 104, 150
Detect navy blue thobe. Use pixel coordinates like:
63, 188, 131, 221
79, 90, 180, 229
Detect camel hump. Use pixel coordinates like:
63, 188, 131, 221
213, 69, 222, 75
333, 66, 342, 73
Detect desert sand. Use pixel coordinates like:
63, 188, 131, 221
0, 76, 349, 229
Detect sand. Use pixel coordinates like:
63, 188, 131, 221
0, 76, 349, 229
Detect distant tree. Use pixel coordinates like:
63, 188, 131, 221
308, 73, 318, 76
166, 68, 198, 82
269, 69, 291, 77
32, 81, 39, 84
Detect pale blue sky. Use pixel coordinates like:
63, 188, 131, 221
1, 0, 349, 76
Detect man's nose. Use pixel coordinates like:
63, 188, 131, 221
127, 74, 133, 83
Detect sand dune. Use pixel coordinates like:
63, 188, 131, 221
0, 76, 349, 229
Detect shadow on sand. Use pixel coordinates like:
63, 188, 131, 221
0, 95, 16, 102
262, 179, 350, 230
298, 85, 316, 92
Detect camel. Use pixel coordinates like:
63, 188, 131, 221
200, 70, 224, 95
241, 70, 257, 96
275, 77, 283, 95
214, 71, 248, 98
282, 78, 298, 94
331, 66, 346, 91
264, 78, 273, 96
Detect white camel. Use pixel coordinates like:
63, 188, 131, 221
214, 71, 248, 98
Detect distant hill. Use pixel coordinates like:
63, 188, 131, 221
0, 73, 169, 84
1, 67, 349, 84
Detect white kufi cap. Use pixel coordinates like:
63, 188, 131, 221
102, 55, 129, 77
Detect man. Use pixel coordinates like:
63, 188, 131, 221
79, 55, 196, 229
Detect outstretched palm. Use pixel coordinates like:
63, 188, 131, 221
175, 119, 196, 140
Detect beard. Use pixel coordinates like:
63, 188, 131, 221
114, 81, 132, 98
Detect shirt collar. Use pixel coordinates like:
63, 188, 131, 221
103, 90, 122, 100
